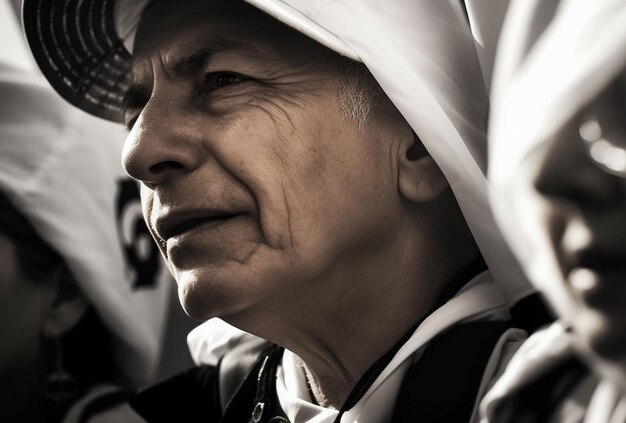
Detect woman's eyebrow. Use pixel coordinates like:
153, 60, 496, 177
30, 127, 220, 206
122, 39, 261, 126
122, 84, 150, 130
170, 39, 251, 76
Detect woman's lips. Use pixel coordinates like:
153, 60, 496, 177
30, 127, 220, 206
155, 210, 238, 241
567, 263, 626, 309
166, 216, 235, 239
564, 247, 626, 276
163, 213, 258, 269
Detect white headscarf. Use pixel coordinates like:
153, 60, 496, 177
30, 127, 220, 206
489, 0, 626, 296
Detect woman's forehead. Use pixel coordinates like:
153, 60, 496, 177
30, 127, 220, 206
135, 0, 312, 56
133, 0, 332, 71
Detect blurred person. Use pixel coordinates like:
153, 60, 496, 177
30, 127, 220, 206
22, 0, 548, 421
0, 62, 171, 422
482, 0, 626, 421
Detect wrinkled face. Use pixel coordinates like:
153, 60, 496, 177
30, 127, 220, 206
507, 72, 626, 364
123, 0, 409, 321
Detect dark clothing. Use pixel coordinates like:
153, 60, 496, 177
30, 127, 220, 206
487, 357, 591, 423
130, 321, 510, 423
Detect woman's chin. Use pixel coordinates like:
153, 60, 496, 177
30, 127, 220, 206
573, 309, 626, 375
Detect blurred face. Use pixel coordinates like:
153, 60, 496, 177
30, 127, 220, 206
507, 72, 626, 365
0, 232, 53, 406
123, 0, 409, 321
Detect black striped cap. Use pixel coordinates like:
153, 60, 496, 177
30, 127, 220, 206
23, 0, 131, 122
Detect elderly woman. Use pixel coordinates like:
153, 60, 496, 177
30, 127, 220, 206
483, 0, 626, 421
21, 0, 548, 421
0, 61, 171, 422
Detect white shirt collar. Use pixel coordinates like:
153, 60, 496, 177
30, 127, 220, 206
277, 351, 340, 423
277, 270, 509, 423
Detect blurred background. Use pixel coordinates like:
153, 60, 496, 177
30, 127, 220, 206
1, 0, 196, 387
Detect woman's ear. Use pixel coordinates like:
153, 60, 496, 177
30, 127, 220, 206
41, 268, 88, 337
398, 132, 450, 203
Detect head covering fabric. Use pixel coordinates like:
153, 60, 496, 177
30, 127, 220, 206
489, 0, 626, 295
21, 0, 533, 305
0, 1, 35, 72
0, 61, 171, 387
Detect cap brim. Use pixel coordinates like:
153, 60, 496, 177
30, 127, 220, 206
22, 0, 360, 123
24, 0, 132, 123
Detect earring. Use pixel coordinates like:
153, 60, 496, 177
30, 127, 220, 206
43, 332, 79, 402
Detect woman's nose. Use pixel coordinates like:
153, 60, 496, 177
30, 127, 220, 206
534, 121, 625, 210
122, 96, 202, 188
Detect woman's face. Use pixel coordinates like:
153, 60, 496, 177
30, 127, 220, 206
507, 72, 626, 367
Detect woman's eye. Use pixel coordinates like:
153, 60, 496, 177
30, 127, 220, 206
124, 111, 141, 131
204, 72, 245, 92
125, 116, 139, 131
